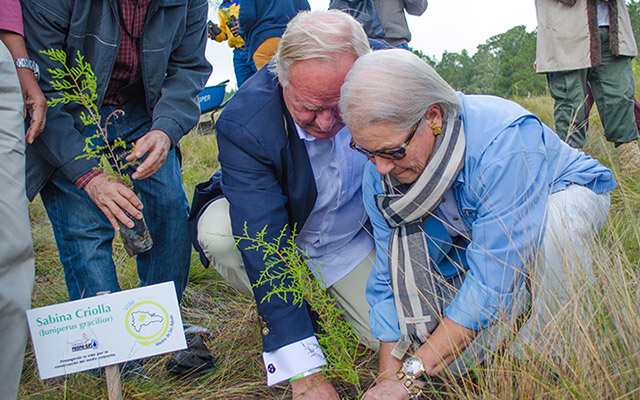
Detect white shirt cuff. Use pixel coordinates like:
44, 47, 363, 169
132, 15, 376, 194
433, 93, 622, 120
262, 336, 327, 386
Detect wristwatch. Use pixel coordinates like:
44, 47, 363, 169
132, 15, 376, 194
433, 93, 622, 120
397, 356, 425, 399
14, 58, 40, 81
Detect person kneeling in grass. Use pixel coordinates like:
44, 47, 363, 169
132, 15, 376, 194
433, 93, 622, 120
339, 48, 615, 400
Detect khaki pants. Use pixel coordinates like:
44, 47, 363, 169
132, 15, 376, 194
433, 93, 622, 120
197, 198, 378, 350
0, 42, 35, 400
515, 184, 610, 354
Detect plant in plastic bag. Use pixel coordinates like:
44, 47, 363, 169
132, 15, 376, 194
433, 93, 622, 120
42, 49, 152, 256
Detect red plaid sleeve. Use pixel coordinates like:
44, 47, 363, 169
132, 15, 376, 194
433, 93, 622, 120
75, 169, 104, 190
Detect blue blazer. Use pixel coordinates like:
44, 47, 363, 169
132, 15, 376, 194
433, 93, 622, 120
189, 40, 390, 354
189, 65, 319, 352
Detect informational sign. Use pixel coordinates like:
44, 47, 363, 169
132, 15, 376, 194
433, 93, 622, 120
26, 282, 186, 380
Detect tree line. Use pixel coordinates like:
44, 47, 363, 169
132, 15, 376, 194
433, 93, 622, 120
413, 0, 640, 98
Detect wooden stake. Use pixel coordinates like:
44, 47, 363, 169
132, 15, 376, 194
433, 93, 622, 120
97, 291, 123, 400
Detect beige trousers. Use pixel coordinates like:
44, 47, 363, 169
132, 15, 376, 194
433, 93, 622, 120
0, 42, 35, 400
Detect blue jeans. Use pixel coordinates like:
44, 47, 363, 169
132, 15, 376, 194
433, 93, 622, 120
40, 99, 191, 302
233, 46, 256, 88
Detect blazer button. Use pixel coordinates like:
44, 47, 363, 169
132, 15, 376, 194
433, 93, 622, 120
258, 316, 269, 335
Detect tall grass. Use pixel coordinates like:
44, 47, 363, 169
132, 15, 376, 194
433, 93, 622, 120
19, 95, 640, 399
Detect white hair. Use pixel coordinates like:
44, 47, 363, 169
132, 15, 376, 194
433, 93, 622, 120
339, 49, 462, 133
269, 9, 371, 87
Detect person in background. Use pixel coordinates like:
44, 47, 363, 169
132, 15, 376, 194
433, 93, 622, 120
535, 0, 640, 170
340, 49, 615, 399
208, 0, 256, 87
21, 0, 212, 377
0, 1, 46, 398
328, 0, 387, 40
190, 10, 388, 399
238, 0, 310, 70
372, 0, 427, 49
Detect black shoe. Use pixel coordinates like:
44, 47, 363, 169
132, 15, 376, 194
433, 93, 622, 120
165, 332, 216, 379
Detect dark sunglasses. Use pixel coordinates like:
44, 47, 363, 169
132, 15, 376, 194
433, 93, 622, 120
349, 118, 422, 160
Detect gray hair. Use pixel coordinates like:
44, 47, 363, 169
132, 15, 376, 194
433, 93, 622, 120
339, 49, 462, 133
269, 9, 371, 87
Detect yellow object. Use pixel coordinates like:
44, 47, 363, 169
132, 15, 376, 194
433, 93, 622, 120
432, 125, 441, 135
215, 3, 245, 49
252, 37, 281, 70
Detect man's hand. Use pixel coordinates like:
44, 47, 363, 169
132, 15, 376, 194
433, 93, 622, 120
83, 173, 144, 230
17, 68, 47, 144
126, 129, 172, 180
290, 371, 339, 400
363, 378, 411, 400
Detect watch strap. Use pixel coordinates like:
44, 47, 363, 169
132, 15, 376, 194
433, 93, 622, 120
14, 58, 40, 81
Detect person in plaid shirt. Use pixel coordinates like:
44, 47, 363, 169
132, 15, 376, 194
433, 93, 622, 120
21, 0, 210, 311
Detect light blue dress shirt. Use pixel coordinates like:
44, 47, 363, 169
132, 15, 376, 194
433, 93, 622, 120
295, 123, 374, 287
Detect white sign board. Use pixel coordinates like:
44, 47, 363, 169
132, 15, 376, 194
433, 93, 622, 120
26, 282, 186, 380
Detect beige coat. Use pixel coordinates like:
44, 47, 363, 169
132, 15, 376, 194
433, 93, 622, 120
535, 0, 637, 73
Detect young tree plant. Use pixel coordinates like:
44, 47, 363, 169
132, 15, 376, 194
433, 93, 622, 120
236, 224, 367, 390
41, 49, 152, 257
41, 49, 139, 188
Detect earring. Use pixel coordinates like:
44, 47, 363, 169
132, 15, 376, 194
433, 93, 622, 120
432, 125, 441, 135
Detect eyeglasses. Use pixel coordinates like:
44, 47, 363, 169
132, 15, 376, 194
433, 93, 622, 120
349, 118, 422, 160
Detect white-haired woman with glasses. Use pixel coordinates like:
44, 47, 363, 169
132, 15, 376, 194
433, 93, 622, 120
339, 49, 615, 400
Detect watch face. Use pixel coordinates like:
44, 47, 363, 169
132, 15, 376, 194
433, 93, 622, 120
403, 357, 423, 376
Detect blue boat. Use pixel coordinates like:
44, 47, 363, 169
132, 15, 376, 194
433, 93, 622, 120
198, 80, 229, 114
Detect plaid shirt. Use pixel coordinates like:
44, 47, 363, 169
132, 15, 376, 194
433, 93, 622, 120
79, 0, 150, 185
103, 0, 151, 106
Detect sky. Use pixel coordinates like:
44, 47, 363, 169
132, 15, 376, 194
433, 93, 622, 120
204, 1, 538, 90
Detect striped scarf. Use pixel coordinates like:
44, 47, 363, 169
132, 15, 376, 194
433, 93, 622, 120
375, 114, 466, 348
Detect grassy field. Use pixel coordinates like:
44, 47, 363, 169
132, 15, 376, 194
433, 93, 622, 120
18, 95, 640, 399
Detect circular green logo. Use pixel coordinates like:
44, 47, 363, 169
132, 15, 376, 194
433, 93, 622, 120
125, 301, 169, 345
